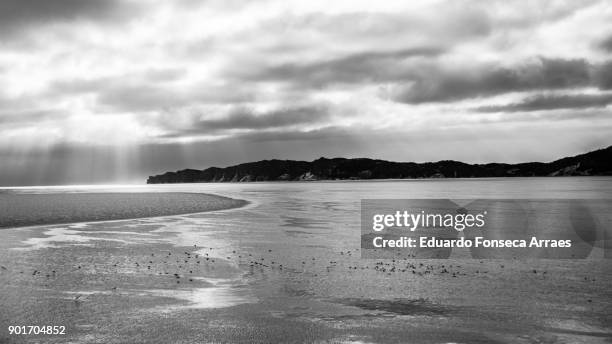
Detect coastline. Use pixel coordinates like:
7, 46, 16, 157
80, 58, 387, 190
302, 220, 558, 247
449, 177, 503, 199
0, 192, 248, 229
146, 146, 612, 184
148, 175, 612, 184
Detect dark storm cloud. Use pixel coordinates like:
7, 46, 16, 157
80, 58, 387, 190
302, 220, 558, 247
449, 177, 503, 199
596, 60, 612, 89
0, 0, 133, 34
196, 106, 328, 130
476, 93, 612, 112
48, 75, 253, 112
235, 49, 609, 106
599, 35, 612, 52
237, 47, 444, 87
163, 106, 330, 137
392, 58, 593, 104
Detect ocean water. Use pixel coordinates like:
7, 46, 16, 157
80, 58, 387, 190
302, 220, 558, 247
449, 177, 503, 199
0, 177, 611, 343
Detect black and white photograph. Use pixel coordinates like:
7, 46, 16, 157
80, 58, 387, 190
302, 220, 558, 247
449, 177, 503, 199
0, 0, 611, 343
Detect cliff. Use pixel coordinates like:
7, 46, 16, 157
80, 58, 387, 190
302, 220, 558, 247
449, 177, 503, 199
147, 145, 612, 183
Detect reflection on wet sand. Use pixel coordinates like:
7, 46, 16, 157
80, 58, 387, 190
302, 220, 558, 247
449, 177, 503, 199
1, 179, 611, 343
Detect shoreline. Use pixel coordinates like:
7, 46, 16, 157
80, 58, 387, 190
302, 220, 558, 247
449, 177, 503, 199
1, 175, 611, 189
146, 175, 612, 184
0, 192, 248, 229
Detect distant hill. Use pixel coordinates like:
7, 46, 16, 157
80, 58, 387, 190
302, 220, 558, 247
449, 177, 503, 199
146, 145, 612, 183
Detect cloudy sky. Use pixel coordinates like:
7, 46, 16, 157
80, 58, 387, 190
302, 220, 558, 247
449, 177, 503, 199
1, 0, 611, 185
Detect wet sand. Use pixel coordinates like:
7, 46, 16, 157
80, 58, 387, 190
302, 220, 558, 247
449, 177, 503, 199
0, 181, 611, 343
1, 208, 610, 343
0, 192, 248, 228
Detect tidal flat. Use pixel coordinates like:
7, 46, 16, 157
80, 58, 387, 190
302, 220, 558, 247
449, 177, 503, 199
0, 179, 611, 343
